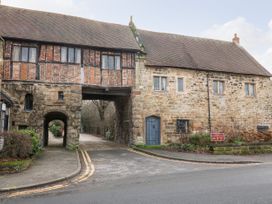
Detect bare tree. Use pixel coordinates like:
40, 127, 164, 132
92, 100, 110, 136
92, 100, 110, 121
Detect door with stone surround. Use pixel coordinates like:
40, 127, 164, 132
146, 116, 160, 145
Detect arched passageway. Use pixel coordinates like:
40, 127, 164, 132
44, 112, 68, 147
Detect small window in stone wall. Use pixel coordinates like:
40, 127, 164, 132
24, 94, 33, 111
257, 125, 269, 133
176, 119, 189, 134
154, 76, 167, 91
213, 80, 224, 95
18, 125, 28, 130
58, 91, 64, 101
177, 78, 184, 92
245, 83, 256, 97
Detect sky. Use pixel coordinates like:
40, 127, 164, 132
2, 0, 272, 73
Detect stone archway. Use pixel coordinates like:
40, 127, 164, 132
43, 111, 68, 147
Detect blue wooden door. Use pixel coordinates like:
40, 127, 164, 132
146, 116, 160, 145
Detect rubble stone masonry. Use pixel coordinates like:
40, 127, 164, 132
2, 82, 82, 147
132, 56, 272, 144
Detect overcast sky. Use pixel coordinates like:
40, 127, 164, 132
2, 0, 272, 73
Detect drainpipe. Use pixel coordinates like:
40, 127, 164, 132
206, 72, 212, 133
0, 36, 4, 132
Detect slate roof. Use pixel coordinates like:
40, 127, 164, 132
0, 5, 140, 51
138, 29, 272, 77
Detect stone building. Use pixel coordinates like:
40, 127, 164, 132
0, 5, 271, 147
131, 28, 272, 144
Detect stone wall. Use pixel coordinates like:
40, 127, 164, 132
2, 82, 82, 148
132, 56, 272, 144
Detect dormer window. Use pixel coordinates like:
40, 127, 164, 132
13, 46, 37, 63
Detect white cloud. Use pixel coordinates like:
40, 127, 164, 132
201, 17, 272, 73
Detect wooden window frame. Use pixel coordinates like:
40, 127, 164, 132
12, 46, 37, 64
153, 76, 167, 91
101, 53, 121, 70
60, 46, 81, 65
177, 77, 184, 92
245, 83, 256, 97
213, 80, 225, 95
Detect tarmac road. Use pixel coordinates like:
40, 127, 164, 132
3, 147, 272, 204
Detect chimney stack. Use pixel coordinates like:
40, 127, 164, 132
232, 33, 240, 45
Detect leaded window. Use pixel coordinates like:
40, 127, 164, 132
13, 46, 37, 63
101, 54, 121, 70
176, 119, 189, 134
61, 46, 81, 64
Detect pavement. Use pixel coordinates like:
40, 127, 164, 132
0, 147, 80, 192
131, 147, 272, 164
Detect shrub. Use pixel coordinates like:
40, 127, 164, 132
49, 124, 62, 137
0, 132, 32, 159
180, 143, 196, 152
189, 133, 211, 146
18, 129, 42, 155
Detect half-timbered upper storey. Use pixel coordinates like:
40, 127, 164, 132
0, 5, 140, 87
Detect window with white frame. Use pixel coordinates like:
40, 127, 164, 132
12, 46, 37, 63
61, 47, 81, 64
177, 78, 184, 92
153, 76, 167, 91
213, 80, 224, 95
245, 83, 255, 96
101, 54, 121, 70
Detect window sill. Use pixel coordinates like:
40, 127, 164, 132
153, 90, 168, 93
213, 94, 225, 97
13, 61, 37, 64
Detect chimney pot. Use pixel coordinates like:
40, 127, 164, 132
232, 33, 240, 45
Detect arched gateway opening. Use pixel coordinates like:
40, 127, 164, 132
44, 112, 68, 147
